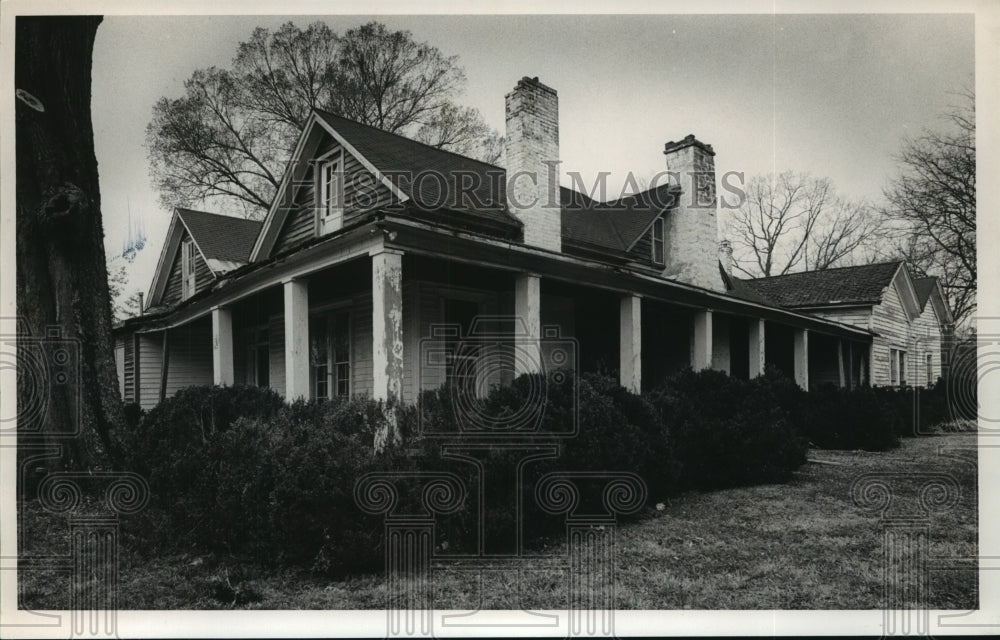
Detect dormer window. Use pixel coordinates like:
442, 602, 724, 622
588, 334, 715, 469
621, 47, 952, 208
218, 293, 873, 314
651, 217, 665, 265
181, 238, 196, 299
317, 149, 344, 235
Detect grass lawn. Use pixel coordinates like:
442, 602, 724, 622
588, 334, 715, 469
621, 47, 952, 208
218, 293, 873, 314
18, 432, 977, 610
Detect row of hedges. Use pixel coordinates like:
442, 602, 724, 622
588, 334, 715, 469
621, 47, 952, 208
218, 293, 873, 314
115, 366, 962, 575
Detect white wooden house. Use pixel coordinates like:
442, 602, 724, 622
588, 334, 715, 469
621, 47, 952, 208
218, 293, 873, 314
113, 76, 950, 410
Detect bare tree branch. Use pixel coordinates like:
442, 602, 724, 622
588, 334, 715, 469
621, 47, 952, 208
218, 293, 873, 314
727, 171, 885, 278
146, 20, 501, 219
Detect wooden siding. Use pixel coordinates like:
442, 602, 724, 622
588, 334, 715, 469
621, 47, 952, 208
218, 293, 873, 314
161, 229, 214, 307
120, 333, 136, 403
629, 219, 656, 264
870, 282, 911, 386
272, 138, 396, 256
114, 338, 126, 399
136, 333, 163, 410
912, 305, 943, 386
164, 320, 213, 397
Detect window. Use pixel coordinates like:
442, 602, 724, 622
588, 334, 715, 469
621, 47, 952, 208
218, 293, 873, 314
926, 353, 934, 387
310, 310, 351, 400
651, 217, 665, 265
245, 324, 270, 388
889, 348, 907, 387
317, 150, 344, 235
181, 239, 197, 299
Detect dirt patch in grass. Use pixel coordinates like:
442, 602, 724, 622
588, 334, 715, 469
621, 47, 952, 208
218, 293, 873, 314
17, 433, 978, 610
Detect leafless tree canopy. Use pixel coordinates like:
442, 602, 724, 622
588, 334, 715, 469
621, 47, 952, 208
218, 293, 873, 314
146, 21, 503, 219
728, 172, 884, 278
882, 91, 976, 326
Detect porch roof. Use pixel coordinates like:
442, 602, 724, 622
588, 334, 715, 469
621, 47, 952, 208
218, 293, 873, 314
116, 213, 874, 344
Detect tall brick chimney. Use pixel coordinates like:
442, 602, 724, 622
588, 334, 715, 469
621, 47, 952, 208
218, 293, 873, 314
505, 77, 561, 252
662, 134, 723, 291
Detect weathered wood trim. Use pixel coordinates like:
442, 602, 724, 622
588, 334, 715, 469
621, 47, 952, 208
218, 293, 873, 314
158, 329, 169, 403
381, 217, 873, 341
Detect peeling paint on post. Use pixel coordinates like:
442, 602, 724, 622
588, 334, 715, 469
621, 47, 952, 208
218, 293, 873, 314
749, 318, 765, 378
211, 306, 234, 386
372, 249, 404, 451
794, 328, 809, 390
514, 273, 542, 375
619, 294, 641, 392
692, 310, 713, 370
284, 279, 310, 400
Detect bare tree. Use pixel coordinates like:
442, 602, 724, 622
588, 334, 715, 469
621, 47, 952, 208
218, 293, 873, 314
147, 21, 502, 219
17, 16, 123, 470
882, 91, 975, 326
728, 172, 884, 278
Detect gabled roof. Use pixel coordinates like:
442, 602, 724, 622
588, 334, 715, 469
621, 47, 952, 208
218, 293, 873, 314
735, 261, 905, 308
912, 277, 938, 311
176, 208, 261, 271
252, 108, 675, 262
146, 208, 262, 309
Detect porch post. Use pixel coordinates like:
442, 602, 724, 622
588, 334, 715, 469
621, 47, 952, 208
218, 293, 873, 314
211, 306, 234, 386
514, 274, 542, 375
692, 310, 712, 371
794, 328, 809, 390
372, 249, 404, 402
837, 339, 846, 388
284, 278, 310, 400
619, 294, 641, 393
748, 318, 766, 378
848, 342, 855, 389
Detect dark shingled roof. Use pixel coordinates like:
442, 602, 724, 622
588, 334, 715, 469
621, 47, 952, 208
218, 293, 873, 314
735, 261, 903, 308
314, 109, 671, 256
177, 208, 262, 263
912, 276, 939, 311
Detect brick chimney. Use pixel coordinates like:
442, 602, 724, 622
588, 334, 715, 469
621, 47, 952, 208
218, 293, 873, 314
505, 77, 561, 252
662, 134, 723, 291
718, 239, 733, 278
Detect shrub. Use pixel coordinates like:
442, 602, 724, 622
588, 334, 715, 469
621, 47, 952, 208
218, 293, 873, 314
266, 396, 406, 573
801, 384, 899, 451
870, 380, 951, 437
119, 387, 409, 572
646, 368, 807, 490
412, 371, 676, 550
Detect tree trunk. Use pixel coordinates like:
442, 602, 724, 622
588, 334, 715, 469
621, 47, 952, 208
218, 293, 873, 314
16, 16, 123, 474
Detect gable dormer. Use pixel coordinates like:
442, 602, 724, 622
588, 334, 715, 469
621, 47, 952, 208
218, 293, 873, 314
251, 111, 409, 261
146, 208, 260, 311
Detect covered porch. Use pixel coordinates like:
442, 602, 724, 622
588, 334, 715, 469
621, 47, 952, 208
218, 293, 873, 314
123, 218, 873, 409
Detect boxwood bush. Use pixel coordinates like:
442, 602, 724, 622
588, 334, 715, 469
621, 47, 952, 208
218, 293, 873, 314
799, 383, 899, 451
646, 368, 807, 490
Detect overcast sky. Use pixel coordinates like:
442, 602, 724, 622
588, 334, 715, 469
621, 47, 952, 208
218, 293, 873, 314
91, 12, 974, 304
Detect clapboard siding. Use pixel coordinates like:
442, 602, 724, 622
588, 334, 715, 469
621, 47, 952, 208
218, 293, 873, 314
912, 305, 942, 386
114, 338, 126, 399
120, 334, 136, 403
870, 281, 911, 386
629, 220, 656, 264
136, 333, 163, 410
165, 320, 213, 397
272, 138, 396, 256
161, 229, 214, 307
